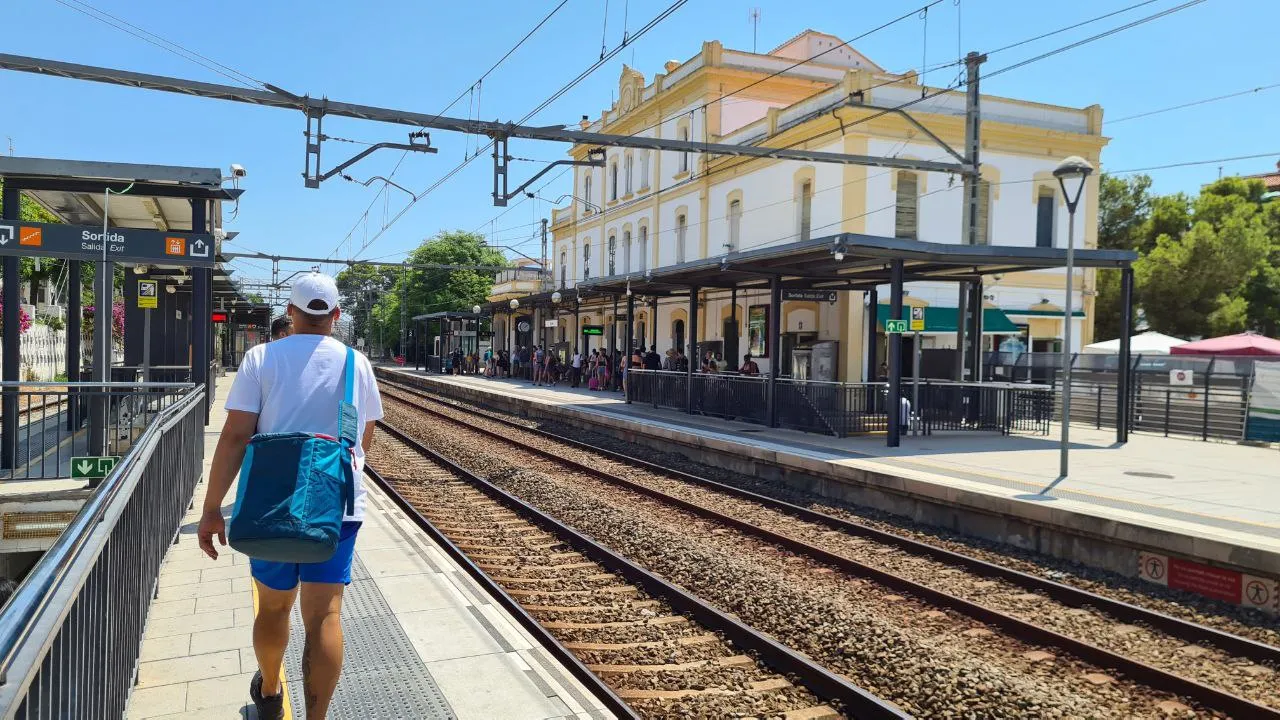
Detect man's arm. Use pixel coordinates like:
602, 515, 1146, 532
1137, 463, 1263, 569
361, 421, 376, 454
196, 409, 258, 559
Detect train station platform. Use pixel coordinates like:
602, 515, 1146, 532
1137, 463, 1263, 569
127, 373, 611, 720
383, 368, 1280, 613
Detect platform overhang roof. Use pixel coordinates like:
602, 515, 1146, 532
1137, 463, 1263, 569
574, 233, 1137, 296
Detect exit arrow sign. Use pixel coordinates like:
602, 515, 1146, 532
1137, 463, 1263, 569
71, 456, 120, 480
884, 319, 908, 334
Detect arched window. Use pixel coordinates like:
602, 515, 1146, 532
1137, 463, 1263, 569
624, 154, 633, 195
1036, 187, 1055, 248
638, 225, 648, 272
610, 162, 618, 201
727, 198, 742, 252
676, 214, 687, 264
798, 181, 813, 241
559, 250, 567, 287
583, 174, 593, 213
622, 230, 632, 274
608, 234, 617, 275
639, 151, 650, 190
895, 171, 918, 240
673, 319, 686, 354
583, 243, 591, 280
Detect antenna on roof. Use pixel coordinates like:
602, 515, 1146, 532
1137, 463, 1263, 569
749, 8, 761, 53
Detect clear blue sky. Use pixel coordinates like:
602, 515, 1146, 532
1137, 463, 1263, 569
3, 0, 1276, 282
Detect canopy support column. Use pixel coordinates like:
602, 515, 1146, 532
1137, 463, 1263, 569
65, 260, 82, 431
1, 186, 19, 469
625, 294, 635, 404
686, 287, 698, 414
1117, 267, 1134, 443
767, 275, 781, 428
888, 259, 905, 448
954, 282, 968, 381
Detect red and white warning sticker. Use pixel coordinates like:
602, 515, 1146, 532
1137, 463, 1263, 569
1138, 551, 1278, 614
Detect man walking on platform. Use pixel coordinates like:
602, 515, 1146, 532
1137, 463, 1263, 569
198, 272, 383, 720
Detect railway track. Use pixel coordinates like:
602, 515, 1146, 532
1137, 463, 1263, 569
378, 377, 1280, 718
367, 421, 905, 719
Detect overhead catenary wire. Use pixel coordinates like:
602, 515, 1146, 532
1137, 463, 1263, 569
327, 0, 573, 259
1109, 82, 1280, 124
51, 0, 266, 89
349, 0, 689, 260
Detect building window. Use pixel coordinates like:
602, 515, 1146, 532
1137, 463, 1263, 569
798, 181, 813, 242
624, 154, 633, 195
748, 305, 769, 358
676, 214, 687, 264
608, 234, 617, 275
639, 150, 650, 190
583, 174, 593, 213
610, 162, 618, 201
727, 198, 742, 253
975, 180, 992, 245
1036, 187, 1055, 248
638, 225, 648, 272
583, 243, 591, 280
673, 319, 685, 354
678, 124, 690, 173
622, 230, 632, 274
895, 172, 918, 240
560, 251, 567, 287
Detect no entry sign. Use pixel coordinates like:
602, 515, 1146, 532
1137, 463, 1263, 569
0, 221, 216, 267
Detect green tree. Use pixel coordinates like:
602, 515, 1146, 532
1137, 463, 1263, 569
1093, 174, 1154, 340
1135, 178, 1271, 338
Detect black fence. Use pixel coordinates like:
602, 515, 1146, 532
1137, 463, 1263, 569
986, 352, 1266, 441
0, 382, 194, 480
628, 370, 1051, 438
0, 384, 206, 717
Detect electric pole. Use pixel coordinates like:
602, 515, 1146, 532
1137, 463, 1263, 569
399, 262, 407, 359
955, 51, 986, 382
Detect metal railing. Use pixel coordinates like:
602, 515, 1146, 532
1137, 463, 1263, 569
0, 382, 194, 480
0, 384, 206, 717
627, 370, 1052, 438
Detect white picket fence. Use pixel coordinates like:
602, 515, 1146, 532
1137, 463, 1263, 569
16, 326, 67, 381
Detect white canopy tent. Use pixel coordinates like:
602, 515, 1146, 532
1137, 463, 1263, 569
1083, 330, 1187, 355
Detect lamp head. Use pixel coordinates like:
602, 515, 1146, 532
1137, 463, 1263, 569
1052, 155, 1094, 180
551, 291, 562, 304
509, 298, 519, 310
471, 305, 481, 314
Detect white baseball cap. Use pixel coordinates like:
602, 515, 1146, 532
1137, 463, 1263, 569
289, 272, 341, 315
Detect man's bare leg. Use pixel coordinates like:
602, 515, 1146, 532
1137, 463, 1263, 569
253, 581, 298, 697
299, 582, 346, 718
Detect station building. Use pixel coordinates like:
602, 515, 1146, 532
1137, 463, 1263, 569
490, 31, 1107, 381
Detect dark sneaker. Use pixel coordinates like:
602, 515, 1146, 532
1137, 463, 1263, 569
249, 670, 285, 720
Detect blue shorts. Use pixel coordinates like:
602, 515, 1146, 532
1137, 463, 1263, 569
250, 522, 362, 591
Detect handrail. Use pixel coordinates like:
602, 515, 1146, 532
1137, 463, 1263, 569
0, 384, 206, 685
0, 381, 197, 389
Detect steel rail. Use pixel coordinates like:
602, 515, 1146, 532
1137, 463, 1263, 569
373, 419, 908, 720
379, 375, 1280, 663
378, 379, 1280, 719
362, 463, 640, 720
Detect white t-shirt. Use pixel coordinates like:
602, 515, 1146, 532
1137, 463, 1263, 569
225, 334, 384, 522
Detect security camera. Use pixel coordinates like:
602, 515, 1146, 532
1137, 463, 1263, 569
229, 164, 247, 178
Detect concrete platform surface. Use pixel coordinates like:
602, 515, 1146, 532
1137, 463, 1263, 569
386, 370, 1280, 580
127, 372, 611, 720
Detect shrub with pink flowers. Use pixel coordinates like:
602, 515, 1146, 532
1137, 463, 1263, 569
83, 301, 125, 345
0, 301, 33, 334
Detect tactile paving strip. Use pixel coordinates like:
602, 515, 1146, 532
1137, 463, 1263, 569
283, 556, 456, 719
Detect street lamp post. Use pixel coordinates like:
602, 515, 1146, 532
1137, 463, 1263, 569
1053, 155, 1094, 480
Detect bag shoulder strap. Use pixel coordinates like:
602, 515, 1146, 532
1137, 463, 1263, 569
337, 346, 358, 448
343, 346, 356, 405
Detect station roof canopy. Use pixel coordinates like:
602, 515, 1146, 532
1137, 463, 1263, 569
0, 156, 241, 233
575, 233, 1137, 296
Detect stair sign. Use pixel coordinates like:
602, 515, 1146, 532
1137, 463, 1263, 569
71, 456, 120, 480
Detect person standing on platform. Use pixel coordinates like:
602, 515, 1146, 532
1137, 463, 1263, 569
531, 345, 544, 386
570, 348, 583, 388
740, 354, 761, 376
198, 272, 383, 720
270, 316, 293, 341
644, 345, 661, 371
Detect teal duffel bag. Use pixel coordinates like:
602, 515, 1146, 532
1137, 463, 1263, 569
228, 347, 358, 563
